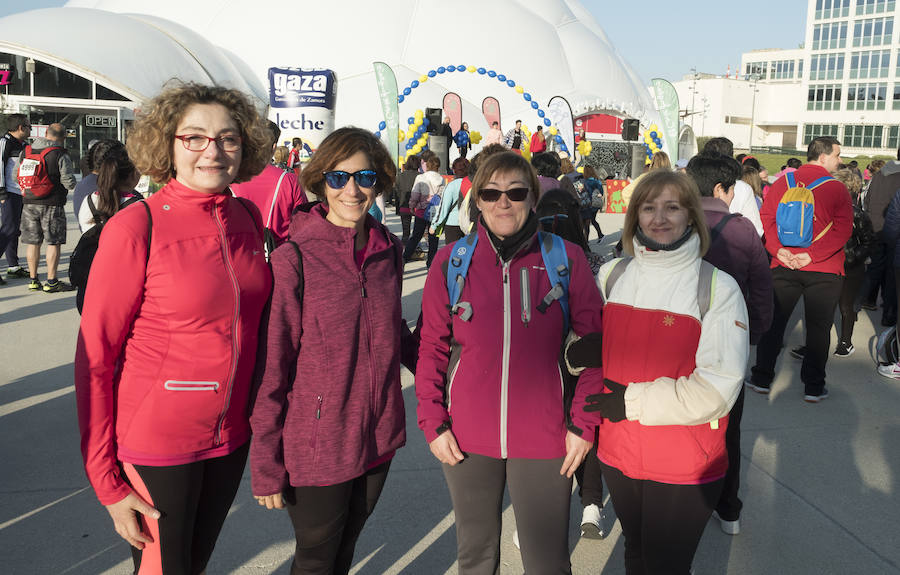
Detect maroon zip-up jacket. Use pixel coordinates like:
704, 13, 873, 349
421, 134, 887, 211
250, 204, 407, 494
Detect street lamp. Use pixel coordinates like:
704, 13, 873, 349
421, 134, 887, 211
748, 74, 760, 153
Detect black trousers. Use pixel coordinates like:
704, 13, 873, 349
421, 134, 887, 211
864, 235, 896, 323
715, 386, 745, 521
284, 461, 391, 575
124, 442, 249, 575
600, 462, 724, 575
399, 213, 412, 242
751, 267, 843, 395
443, 453, 573, 575
403, 216, 430, 261
839, 263, 866, 343
574, 431, 604, 507
0, 193, 23, 267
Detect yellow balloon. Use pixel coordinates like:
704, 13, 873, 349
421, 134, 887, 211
549, 126, 558, 136
649, 124, 658, 132
398, 132, 405, 142
515, 86, 524, 94
467, 65, 476, 73
412, 145, 422, 154
576, 166, 584, 174
645, 157, 652, 165
414, 118, 423, 128
470, 131, 482, 144
415, 109, 424, 119
419, 75, 428, 83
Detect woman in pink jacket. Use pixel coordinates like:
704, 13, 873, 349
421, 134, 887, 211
250, 127, 414, 575
416, 151, 605, 574
74, 83, 273, 574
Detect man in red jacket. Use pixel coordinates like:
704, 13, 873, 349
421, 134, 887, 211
747, 136, 853, 403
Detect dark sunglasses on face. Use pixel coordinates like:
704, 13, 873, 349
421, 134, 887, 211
479, 187, 530, 202
323, 170, 378, 189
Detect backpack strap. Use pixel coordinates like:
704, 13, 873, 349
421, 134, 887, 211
785, 171, 796, 188
535, 232, 570, 334
709, 213, 738, 244
140, 200, 152, 266
86, 194, 103, 224
267, 170, 288, 229
447, 232, 478, 321
233, 196, 264, 241
807, 175, 835, 190
603, 257, 632, 301
697, 260, 716, 319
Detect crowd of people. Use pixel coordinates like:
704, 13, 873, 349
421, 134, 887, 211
1, 80, 896, 574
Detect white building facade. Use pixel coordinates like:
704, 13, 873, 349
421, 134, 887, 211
674, 0, 900, 156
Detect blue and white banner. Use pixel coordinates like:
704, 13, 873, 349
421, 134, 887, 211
267, 67, 337, 150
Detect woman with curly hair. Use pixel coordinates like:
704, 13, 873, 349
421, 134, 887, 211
74, 82, 273, 574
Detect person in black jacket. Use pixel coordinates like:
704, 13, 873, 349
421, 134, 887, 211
834, 168, 875, 356
393, 155, 419, 242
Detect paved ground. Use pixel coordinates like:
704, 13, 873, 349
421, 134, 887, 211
1, 210, 899, 574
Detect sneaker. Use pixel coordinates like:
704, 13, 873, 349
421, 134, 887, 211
6, 267, 29, 279
513, 529, 520, 550
42, 279, 73, 293
580, 503, 607, 539
877, 362, 900, 380
712, 510, 741, 535
28, 278, 42, 291
789, 346, 806, 360
803, 388, 830, 403
833, 342, 854, 357
0, 275, 5, 285
744, 378, 771, 395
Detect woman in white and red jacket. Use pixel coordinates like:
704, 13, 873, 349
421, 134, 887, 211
569, 170, 749, 575
250, 128, 414, 575
416, 151, 605, 574
74, 83, 273, 575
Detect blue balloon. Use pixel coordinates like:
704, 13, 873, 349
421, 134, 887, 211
408, 117, 415, 125
378, 121, 386, 131
543, 118, 551, 127
498, 74, 507, 82
398, 95, 404, 103
523, 93, 532, 101
650, 131, 657, 138
406, 142, 413, 150
437, 66, 446, 74
507, 80, 516, 87
477, 67, 486, 75
403, 87, 411, 96
374, 131, 381, 139
447, 65, 456, 72
537, 109, 545, 118
487, 70, 497, 77
428, 70, 436, 77
556, 135, 563, 143
423, 118, 430, 126
411, 80, 419, 88
457, 64, 465, 71
530, 101, 539, 109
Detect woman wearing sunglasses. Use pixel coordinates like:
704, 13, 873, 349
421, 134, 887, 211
416, 151, 605, 574
251, 127, 414, 574
75, 83, 273, 574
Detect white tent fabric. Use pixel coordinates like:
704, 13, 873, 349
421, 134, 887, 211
0, 7, 265, 102
58, 0, 658, 133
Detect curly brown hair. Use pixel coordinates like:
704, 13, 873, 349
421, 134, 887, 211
126, 82, 271, 185
300, 127, 397, 199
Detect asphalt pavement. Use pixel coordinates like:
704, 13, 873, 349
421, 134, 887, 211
1, 209, 898, 574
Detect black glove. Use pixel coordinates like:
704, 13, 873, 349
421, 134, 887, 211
584, 379, 627, 422
566, 331, 602, 369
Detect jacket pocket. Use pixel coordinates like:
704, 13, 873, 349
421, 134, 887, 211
163, 380, 220, 391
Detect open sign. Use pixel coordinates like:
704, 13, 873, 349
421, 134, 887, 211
85, 115, 117, 127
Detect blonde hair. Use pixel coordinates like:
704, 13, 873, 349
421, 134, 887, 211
126, 82, 271, 185
622, 170, 709, 256
649, 151, 671, 171
742, 165, 763, 198
273, 146, 290, 166
833, 168, 862, 197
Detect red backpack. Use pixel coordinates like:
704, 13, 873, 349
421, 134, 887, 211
17, 145, 62, 199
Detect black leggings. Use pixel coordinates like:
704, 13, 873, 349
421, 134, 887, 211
399, 213, 412, 242
124, 442, 249, 575
839, 263, 866, 342
284, 461, 391, 575
600, 461, 724, 575
443, 453, 573, 575
574, 431, 604, 507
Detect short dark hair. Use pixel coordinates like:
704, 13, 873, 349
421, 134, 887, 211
299, 127, 396, 199
403, 154, 420, 171
686, 153, 741, 198
531, 152, 561, 178
267, 121, 281, 147
6, 113, 27, 132
702, 137, 734, 158
741, 156, 761, 171
807, 136, 840, 162
515, 119, 522, 124
787, 157, 802, 169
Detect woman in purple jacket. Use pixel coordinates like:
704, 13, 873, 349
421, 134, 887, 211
416, 152, 605, 574
250, 128, 413, 575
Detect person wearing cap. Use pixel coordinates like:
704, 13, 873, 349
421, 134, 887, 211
674, 158, 689, 172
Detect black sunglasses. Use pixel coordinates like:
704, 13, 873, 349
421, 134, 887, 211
323, 170, 377, 189
479, 187, 530, 202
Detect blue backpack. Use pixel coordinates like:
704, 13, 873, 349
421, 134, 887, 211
776, 172, 834, 247
446, 231, 571, 333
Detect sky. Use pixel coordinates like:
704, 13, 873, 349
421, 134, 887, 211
1, 0, 809, 85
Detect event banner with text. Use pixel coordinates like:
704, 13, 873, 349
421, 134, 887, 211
267, 67, 337, 151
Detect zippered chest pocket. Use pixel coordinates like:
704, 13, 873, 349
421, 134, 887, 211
164, 380, 220, 391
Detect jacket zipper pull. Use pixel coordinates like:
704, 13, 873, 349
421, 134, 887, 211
316, 395, 322, 419
359, 273, 368, 298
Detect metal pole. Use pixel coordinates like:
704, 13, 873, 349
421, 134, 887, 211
749, 75, 758, 153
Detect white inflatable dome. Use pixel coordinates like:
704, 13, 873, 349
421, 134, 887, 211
65, 0, 657, 135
